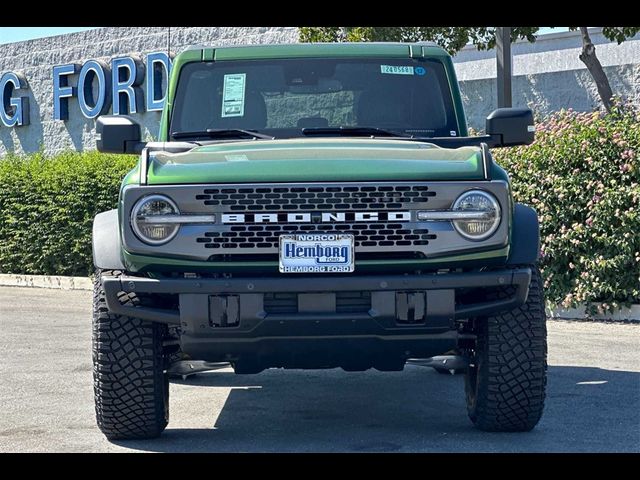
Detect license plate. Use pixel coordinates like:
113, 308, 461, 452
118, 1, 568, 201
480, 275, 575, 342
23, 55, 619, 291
279, 234, 354, 273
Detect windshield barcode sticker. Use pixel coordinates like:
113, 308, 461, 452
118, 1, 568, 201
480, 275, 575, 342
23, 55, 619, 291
221, 73, 246, 118
380, 65, 414, 75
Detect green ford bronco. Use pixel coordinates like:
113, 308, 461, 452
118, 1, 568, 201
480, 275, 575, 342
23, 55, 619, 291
92, 42, 547, 439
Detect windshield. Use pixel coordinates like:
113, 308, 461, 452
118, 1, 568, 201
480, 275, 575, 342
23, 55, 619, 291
170, 57, 459, 140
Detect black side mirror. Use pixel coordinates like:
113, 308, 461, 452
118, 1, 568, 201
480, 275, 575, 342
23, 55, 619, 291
486, 108, 535, 147
96, 115, 145, 154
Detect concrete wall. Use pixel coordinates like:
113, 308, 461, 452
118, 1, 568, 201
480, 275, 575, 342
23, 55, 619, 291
453, 28, 640, 130
1, 27, 639, 154
0, 27, 298, 155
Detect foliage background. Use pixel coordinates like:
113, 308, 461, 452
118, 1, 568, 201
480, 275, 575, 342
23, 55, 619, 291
0, 152, 135, 277
493, 101, 640, 312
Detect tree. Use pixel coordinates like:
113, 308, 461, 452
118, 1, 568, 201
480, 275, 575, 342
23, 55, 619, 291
299, 27, 640, 112
570, 27, 639, 112
299, 27, 539, 53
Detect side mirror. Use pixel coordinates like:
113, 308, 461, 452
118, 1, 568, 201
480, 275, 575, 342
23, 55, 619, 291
96, 115, 145, 154
486, 108, 535, 147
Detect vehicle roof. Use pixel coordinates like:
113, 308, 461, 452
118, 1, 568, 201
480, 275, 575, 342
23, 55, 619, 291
176, 42, 451, 62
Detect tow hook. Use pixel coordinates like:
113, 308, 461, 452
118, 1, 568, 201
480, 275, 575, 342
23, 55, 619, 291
407, 355, 469, 375
167, 360, 231, 380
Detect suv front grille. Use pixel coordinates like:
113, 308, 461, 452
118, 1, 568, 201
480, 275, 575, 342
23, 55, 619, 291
196, 185, 436, 211
192, 182, 441, 256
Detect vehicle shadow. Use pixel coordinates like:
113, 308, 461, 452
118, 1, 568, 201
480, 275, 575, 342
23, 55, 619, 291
112, 365, 640, 453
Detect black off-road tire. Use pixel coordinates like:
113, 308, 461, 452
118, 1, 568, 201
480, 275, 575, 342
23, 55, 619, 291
92, 269, 169, 440
465, 265, 547, 432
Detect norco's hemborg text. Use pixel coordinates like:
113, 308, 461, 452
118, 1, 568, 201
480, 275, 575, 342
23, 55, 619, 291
92, 43, 546, 439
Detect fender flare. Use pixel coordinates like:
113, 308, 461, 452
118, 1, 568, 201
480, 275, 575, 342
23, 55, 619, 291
507, 203, 540, 266
92, 209, 126, 270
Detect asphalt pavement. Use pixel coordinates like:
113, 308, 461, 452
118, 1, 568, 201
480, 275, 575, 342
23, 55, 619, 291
0, 286, 638, 452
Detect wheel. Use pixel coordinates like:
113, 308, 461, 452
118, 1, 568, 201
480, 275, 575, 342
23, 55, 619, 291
92, 269, 169, 440
464, 265, 547, 432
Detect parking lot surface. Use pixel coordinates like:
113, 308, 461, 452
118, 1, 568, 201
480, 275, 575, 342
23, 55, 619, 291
0, 286, 638, 452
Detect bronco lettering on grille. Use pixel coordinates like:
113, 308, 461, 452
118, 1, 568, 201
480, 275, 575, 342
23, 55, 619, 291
221, 211, 411, 224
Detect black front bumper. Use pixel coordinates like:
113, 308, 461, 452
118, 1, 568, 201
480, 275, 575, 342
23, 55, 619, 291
103, 268, 531, 324
102, 268, 531, 369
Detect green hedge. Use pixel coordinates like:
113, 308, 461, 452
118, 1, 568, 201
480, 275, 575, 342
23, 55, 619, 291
0, 151, 135, 277
494, 102, 640, 312
1, 105, 638, 311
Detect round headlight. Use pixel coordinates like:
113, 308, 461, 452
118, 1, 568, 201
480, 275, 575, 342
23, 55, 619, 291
452, 190, 501, 241
131, 194, 180, 245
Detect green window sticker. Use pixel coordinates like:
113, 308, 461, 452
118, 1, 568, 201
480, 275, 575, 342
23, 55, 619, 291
222, 73, 246, 118
380, 65, 414, 75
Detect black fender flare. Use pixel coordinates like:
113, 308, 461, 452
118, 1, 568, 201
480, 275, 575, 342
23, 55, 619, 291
92, 209, 126, 270
507, 203, 540, 266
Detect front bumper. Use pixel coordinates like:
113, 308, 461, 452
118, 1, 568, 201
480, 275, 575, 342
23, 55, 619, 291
103, 268, 531, 326
103, 269, 530, 364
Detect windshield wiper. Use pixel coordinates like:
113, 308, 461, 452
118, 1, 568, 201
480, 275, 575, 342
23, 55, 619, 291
171, 129, 275, 140
301, 126, 412, 138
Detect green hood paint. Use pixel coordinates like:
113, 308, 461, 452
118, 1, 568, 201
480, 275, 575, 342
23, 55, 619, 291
146, 138, 484, 184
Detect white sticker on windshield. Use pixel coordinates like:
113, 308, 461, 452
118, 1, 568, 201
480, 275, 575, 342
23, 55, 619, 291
380, 65, 414, 75
221, 73, 246, 118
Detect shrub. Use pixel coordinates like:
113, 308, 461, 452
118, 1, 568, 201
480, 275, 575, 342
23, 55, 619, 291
0, 151, 135, 277
494, 101, 640, 312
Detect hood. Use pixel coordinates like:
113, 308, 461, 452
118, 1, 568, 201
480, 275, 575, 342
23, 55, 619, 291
146, 138, 485, 184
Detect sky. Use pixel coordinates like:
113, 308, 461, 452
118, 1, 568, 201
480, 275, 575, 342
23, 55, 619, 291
0, 26, 569, 46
